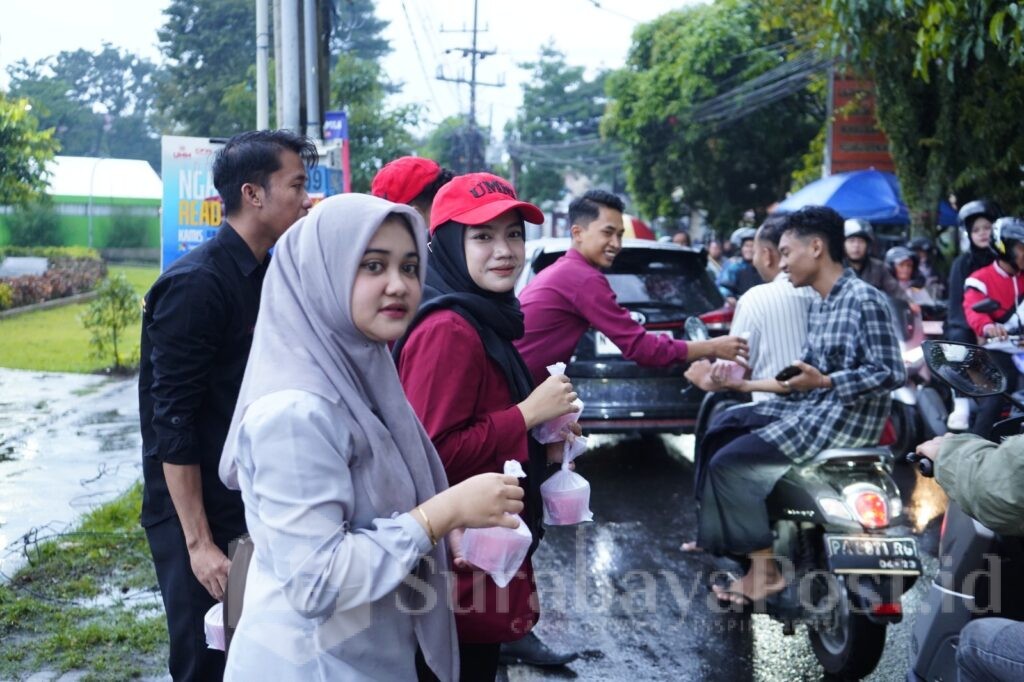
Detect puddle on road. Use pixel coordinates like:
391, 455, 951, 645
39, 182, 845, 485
0, 368, 141, 578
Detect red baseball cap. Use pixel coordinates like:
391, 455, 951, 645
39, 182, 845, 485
371, 156, 441, 204
430, 172, 544, 233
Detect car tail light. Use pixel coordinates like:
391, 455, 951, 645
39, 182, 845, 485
870, 602, 902, 617
847, 489, 889, 529
699, 307, 733, 331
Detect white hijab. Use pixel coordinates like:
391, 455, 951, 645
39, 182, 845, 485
220, 193, 456, 680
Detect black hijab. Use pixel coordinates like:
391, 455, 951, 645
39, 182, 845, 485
393, 219, 547, 542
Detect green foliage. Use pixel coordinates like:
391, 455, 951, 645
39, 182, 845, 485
7, 199, 61, 246
789, 125, 827, 193
830, 0, 1024, 82
0, 282, 13, 311
107, 211, 152, 248
157, 0, 258, 136
330, 54, 418, 192
329, 0, 392, 64
419, 116, 491, 175
79, 273, 142, 371
0, 245, 101, 260
0, 92, 58, 207
0, 483, 167, 680
6, 43, 160, 171
505, 46, 616, 207
603, 0, 822, 225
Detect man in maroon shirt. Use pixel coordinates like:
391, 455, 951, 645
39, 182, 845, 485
515, 190, 748, 384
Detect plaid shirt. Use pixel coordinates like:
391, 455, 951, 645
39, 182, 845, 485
753, 270, 906, 463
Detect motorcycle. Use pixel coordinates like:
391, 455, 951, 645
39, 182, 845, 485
692, 319, 921, 679
890, 298, 951, 456
905, 340, 1024, 681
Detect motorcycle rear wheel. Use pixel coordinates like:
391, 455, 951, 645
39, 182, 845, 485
806, 576, 887, 679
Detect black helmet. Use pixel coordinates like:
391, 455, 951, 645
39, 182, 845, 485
992, 217, 1024, 259
730, 227, 757, 248
884, 246, 915, 271
908, 236, 934, 253
957, 199, 1001, 230
843, 218, 873, 242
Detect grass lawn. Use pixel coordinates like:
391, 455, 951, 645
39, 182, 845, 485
0, 483, 168, 681
0, 264, 159, 373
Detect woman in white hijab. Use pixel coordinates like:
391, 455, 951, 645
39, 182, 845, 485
219, 194, 524, 681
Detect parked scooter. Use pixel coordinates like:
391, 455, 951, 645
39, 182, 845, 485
692, 319, 921, 679
905, 340, 1024, 681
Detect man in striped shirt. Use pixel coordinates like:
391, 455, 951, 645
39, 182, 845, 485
686, 214, 816, 402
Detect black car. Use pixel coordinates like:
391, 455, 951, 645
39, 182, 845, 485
516, 238, 730, 434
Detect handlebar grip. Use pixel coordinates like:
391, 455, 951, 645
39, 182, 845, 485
905, 452, 935, 478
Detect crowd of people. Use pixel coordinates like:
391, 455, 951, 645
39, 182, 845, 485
137, 128, 1023, 681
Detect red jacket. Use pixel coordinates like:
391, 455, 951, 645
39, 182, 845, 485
963, 262, 1024, 337
397, 309, 538, 644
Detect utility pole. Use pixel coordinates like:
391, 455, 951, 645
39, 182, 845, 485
437, 0, 504, 172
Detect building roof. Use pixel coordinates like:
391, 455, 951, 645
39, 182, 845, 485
47, 156, 162, 201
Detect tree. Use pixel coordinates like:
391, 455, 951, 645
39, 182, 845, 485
157, 0, 258, 136
329, 0, 392, 64
6, 45, 159, 169
603, 1, 823, 225
826, 0, 1024, 222
419, 116, 484, 173
330, 54, 418, 192
505, 46, 616, 208
0, 93, 58, 207
80, 273, 141, 372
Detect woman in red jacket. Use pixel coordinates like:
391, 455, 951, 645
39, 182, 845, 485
394, 173, 579, 681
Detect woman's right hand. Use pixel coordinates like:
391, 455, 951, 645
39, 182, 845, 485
517, 374, 578, 428
420, 473, 525, 538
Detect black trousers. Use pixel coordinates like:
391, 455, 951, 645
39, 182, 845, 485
145, 515, 245, 682
416, 642, 501, 682
696, 406, 792, 556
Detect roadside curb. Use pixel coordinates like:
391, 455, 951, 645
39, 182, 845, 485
0, 291, 99, 320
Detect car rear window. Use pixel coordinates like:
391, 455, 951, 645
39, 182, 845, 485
608, 252, 723, 315
532, 247, 724, 315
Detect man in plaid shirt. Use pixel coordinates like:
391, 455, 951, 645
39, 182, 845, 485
699, 205, 905, 606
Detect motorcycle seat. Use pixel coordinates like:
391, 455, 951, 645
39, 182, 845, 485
810, 447, 891, 464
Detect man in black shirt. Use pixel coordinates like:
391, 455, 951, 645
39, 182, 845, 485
139, 130, 317, 681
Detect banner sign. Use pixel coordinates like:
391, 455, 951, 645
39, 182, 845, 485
829, 76, 895, 175
160, 136, 225, 271
323, 110, 352, 193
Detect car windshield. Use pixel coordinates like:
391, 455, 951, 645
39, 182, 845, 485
605, 251, 723, 314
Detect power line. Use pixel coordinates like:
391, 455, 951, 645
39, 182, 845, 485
584, 0, 641, 24
399, 0, 443, 115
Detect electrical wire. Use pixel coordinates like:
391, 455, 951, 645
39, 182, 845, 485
400, 0, 444, 115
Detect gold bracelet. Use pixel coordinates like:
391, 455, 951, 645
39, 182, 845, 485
415, 506, 438, 547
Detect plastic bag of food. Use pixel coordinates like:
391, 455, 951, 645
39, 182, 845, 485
531, 363, 583, 444
540, 436, 593, 525
204, 602, 226, 650
461, 460, 533, 588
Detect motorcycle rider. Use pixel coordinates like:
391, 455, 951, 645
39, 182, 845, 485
914, 432, 1024, 680
946, 200, 1001, 430
885, 245, 934, 307
700, 205, 905, 605
843, 218, 911, 304
716, 227, 763, 306
961, 216, 1024, 436
908, 235, 946, 298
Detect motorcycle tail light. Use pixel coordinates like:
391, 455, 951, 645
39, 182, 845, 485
870, 602, 902, 617
848, 489, 889, 529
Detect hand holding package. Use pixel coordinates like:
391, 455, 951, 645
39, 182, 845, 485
540, 437, 593, 525
461, 460, 533, 588
531, 363, 583, 444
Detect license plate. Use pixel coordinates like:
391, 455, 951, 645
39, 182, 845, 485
823, 534, 922, 576
594, 329, 673, 356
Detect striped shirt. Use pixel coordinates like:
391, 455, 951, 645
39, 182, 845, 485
753, 270, 906, 463
730, 273, 816, 402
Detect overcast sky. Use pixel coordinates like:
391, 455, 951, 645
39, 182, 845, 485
0, 0, 705, 134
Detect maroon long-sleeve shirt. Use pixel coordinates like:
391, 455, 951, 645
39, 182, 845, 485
515, 249, 689, 384
397, 309, 538, 644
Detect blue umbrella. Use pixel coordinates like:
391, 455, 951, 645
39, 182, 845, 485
775, 169, 910, 224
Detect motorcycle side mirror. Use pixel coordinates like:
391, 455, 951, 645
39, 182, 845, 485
971, 298, 1001, 314
684, 316, 710, 341
922, 340, 1008, 397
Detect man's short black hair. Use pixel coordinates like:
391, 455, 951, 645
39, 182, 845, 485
756, 214, 790, 248
410, 167, 454, 211
783, 205, 845, 262
569, 189, 626, 228
213, 130, 319, 215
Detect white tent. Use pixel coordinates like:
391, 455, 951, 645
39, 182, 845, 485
46, 156, 162, 201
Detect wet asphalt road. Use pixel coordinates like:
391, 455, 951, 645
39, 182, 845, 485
505, 434, 945, 682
